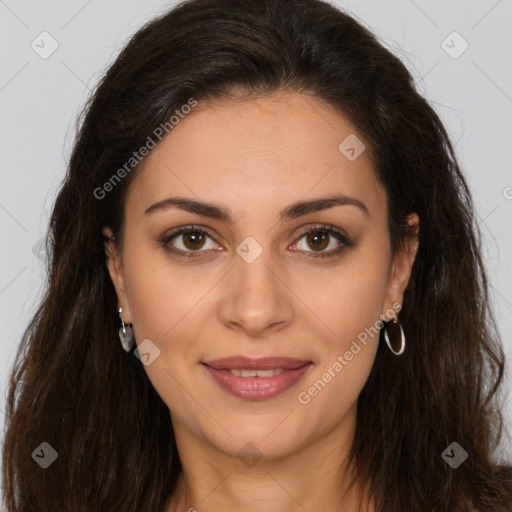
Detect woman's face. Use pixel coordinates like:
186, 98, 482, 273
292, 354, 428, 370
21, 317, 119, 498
105, 91, 418, 462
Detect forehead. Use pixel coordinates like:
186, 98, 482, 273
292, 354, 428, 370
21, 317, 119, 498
126, 91, 386, 219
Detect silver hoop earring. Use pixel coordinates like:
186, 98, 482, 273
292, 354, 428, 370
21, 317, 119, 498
118, 307, 135, 352
384, 312, 406, 356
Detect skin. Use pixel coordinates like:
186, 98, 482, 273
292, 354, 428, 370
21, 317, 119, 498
104, 90, 419, 512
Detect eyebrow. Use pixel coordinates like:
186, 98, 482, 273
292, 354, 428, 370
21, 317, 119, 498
144, 194, 369, 222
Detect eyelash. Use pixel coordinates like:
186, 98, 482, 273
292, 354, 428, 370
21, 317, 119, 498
159, 223, 353, 260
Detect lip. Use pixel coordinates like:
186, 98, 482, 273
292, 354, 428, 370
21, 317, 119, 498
203, 356, 311, 370
202, 356, 313, 400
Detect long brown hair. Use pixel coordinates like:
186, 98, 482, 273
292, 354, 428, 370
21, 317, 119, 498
3, 0, 511, 510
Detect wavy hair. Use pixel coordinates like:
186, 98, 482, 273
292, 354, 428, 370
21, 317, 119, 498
3, 0, 511, 510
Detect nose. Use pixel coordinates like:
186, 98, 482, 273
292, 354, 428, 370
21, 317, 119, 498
218, 247, 294, 337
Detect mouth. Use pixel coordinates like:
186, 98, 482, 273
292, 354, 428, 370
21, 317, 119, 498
203, 355, 311, 371
202, 356, 313, 400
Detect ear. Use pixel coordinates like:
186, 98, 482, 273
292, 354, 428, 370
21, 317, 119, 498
382, 213, 420, 319
103, 227, 133, 324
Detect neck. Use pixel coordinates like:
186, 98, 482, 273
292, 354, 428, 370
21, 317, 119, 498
165, 406, 373, 512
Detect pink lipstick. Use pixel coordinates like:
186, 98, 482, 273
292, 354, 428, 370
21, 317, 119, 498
202, 356, 312, 400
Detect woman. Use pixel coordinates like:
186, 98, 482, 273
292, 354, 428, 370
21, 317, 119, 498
2, 0, 511, 510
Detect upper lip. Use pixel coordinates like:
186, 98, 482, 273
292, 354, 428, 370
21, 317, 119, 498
203, 356, 311, 370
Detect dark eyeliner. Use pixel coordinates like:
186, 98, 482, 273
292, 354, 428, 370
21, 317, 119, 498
159, 222, 353, 259
159, 224, 217, 258
294, 223, 353, 260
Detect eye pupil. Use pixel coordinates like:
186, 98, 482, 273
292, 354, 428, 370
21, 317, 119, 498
184, 231, 205, 250
307, 231, 328, 251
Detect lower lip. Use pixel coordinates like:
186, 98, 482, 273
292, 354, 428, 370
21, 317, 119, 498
202, 363, 313, 400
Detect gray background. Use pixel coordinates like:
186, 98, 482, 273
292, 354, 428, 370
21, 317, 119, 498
1, 0, 511, 480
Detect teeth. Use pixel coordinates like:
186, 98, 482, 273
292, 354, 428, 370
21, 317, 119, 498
227, 368, 284, 377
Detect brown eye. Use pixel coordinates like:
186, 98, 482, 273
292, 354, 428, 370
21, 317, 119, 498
181, 231, 207, 250
305, 231, 330, 252
291, 226, 349, 258
161, 225, 219, 256
161, 223, 352, 260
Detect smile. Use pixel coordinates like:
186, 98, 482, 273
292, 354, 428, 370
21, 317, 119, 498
202, 356, 313, 400
226, 368, 284, 377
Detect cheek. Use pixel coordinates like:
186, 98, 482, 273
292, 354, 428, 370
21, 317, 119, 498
296, 266, 386, 420
296, 345, 377, 435
120, 246, 209, 413
296, 244, 389, 408
311, 248, 390, 347
121, 240, 201, 343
